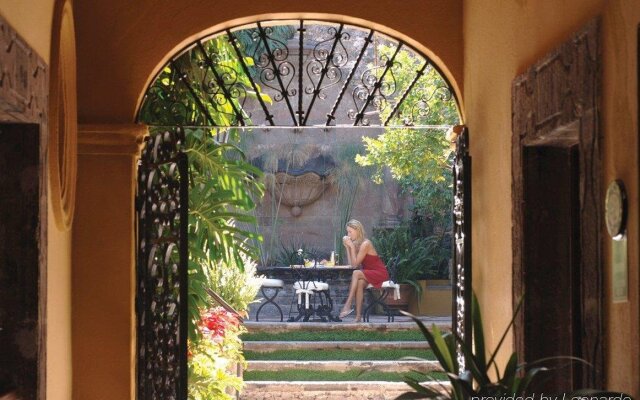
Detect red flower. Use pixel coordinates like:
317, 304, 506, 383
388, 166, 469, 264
198, 307, 240, 341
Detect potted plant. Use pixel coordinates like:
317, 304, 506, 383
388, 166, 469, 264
409, 232, 453, 316
372, 226, 432, 310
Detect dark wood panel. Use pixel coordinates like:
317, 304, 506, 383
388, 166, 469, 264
0, 124, 40, 400
523, 145, 581, 390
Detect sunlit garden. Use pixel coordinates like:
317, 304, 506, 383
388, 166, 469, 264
139, 20, 459, 399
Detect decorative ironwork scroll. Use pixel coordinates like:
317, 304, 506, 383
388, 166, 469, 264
136, 128, 188, 400
452, 126, 471, 370
138, 20, 459, 128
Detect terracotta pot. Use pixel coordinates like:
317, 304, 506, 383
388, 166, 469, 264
408, 279, 453, 316
382, 283, 414, 311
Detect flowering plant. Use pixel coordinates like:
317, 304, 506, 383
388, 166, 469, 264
189, 307, 246, 400
199, 307, 240, 343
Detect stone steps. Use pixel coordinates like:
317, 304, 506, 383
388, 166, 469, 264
248, 359, 441, 373
244, 340, 430, 352
244, 320, 450, 333
239, 381, 443, 400
240, 320, 450, 399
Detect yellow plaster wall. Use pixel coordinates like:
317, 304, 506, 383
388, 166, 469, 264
601, 1, 640, 393
72, 152, 137, 400
0, 0, 54, 62
46, 182, 73, 400
464, 0, 639, 394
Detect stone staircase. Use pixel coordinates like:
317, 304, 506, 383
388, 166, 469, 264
241, 381, 428, 400
239, 319, 450, 400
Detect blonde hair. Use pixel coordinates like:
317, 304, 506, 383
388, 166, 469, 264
346, 219, 366, 248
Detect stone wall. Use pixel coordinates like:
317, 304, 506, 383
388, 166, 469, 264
243, 127, 408, 264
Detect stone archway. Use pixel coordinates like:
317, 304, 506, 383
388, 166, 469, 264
134, 17, 465, 399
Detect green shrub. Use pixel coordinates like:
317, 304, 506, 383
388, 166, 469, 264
372, 225, 450, 297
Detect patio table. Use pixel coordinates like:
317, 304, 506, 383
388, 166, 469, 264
257, 265, 354, 322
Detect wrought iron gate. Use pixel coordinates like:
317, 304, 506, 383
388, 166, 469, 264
452, 126, 472, 369
136, 128, 188, 400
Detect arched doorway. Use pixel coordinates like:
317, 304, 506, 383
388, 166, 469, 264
134, 18, 466, 399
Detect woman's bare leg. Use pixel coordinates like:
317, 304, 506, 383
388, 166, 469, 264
341, 270, 366, 314
355, 278, 368, 321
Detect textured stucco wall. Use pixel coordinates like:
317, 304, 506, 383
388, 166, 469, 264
600, 1, 640, 393
46, 181, 73, 400
0, 0, 54, 62
464, 0, 639, 394
72, 153, 137, 400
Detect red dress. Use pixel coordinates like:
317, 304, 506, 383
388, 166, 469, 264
361, 254, 389, 288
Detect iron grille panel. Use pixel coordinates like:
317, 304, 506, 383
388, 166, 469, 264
452, 127, 471, 371
136, 128, 188, 400
138, 20, 459, 128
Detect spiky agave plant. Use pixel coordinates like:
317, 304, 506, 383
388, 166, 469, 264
397, 294, 633, 399
397, 294, 555, 399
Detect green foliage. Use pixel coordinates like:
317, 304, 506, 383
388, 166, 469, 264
397, 294, 628, 399
139, 33, 271, 399
185, 128, 265, 341
372, 225, 450, 296
355, 41, 458, 235
355, 42, 458, 187
186, 129, 264, 265
244, 370, 444, 382
398, 294, 548, 399
274, 240, 323, 267
232, 26, 296, 78
140, 35, 268, 341
357, 128, 453, 186
139, 35, 271, 127
380, 43, 459, 126
202, 256, 262, 315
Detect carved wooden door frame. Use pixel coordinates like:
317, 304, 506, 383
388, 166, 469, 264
0, 15, 49, 400
512, 18, 603, 387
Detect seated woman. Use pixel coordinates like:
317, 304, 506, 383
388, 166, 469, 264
338, 219, 389, 322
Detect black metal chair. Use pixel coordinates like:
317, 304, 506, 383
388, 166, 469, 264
363, 256, 401, 322
286, 254, 337, 322
255, 278, 285, 322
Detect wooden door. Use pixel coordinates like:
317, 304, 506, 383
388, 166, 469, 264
512, 18, 603, 389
